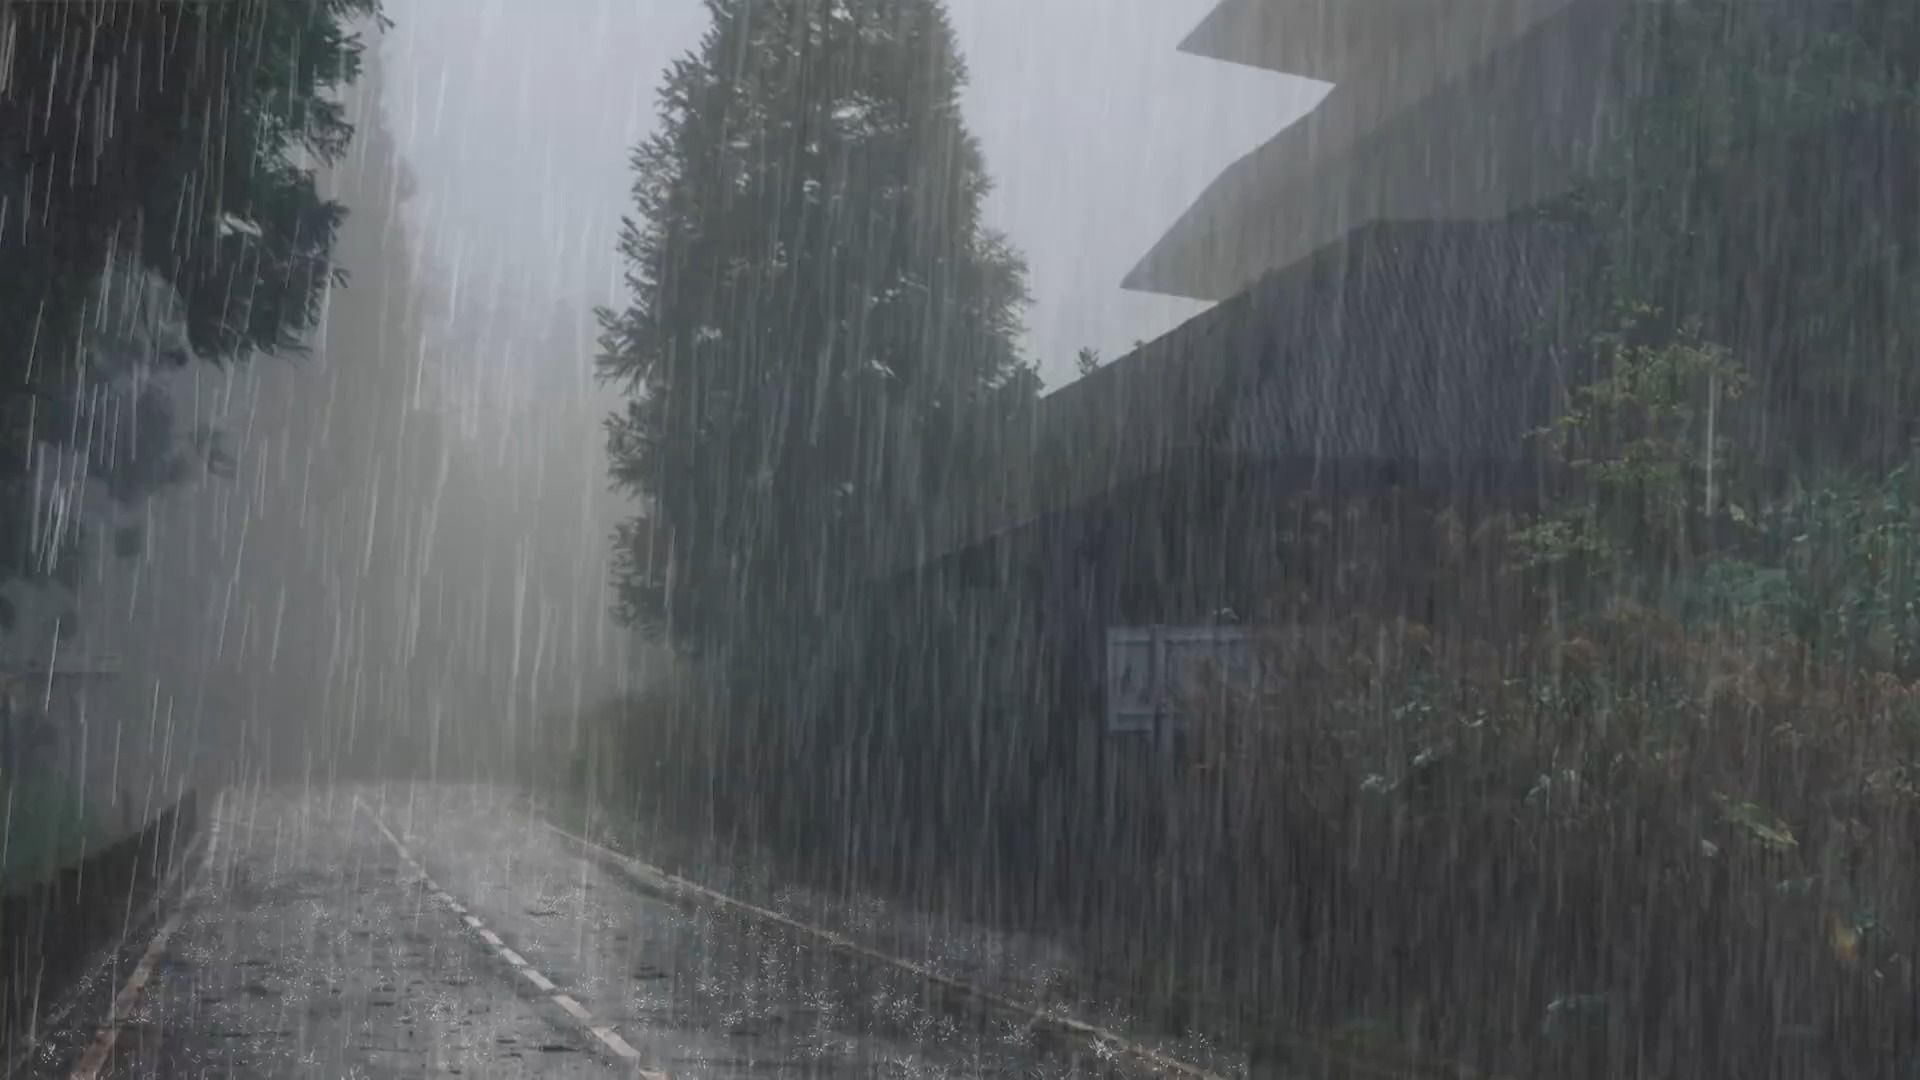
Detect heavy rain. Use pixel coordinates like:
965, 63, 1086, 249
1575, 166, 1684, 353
0, 0, 1915, 1076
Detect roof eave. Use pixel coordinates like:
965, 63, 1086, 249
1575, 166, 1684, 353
1178, 0, 1349, 81
1129, 0, 1611, 301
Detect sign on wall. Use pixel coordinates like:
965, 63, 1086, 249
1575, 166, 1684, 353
1105, 627, 1160, 733
1104, 624, 1257, 737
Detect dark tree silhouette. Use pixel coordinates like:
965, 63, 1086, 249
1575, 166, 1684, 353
597, 0, 1035, 665
0, 0, 381, 605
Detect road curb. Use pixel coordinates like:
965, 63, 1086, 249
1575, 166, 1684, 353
0, 788, 200, 1071
69, 792, 223, 1079
542, 818, 1233, 1079
541, 815, 1508, 1079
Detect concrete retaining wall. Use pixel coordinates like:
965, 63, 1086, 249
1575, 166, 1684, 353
0, 788, 199, 1062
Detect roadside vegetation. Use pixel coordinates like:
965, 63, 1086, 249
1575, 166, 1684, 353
563, 1, 1920, 1075
0, 0, 381, 884
1157, 349, 1920, 1074
1127, 5, 1920, 1068
0, 1, 381, 609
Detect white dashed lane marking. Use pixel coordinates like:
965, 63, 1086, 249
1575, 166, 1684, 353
352, 796, 664, 1075
594, 1025, 645, 1059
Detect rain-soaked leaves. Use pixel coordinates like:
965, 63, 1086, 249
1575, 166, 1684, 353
1712, 792, 1799, 853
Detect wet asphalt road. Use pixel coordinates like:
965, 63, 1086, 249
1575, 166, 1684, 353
29, 784, 1149, 1079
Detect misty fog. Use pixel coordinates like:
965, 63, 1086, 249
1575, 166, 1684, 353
4, 1, 1917, 1077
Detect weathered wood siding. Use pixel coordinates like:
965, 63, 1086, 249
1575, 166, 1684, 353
820, 219, 1585, 912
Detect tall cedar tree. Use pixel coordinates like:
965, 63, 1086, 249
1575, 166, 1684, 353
0, 1, 380, 610
598, 0, 1033, 658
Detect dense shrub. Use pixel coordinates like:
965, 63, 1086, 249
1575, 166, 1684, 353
1169, 596, 1919, 1076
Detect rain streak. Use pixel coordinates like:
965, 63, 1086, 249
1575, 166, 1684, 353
0, 1, 1916, 1077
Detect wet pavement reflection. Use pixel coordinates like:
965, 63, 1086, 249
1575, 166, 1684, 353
30, 785, 1154, 1078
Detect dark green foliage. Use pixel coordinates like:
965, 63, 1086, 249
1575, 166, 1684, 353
1518, 0, 1920, 627
0, 0, 380, 589
1664, 453, 1920, 676
597, 0, 1034, 657
1516, 307, 1747, 583
1556, 0, 1920, 470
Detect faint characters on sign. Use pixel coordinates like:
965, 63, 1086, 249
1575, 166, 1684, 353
1104, 625, 1262, 748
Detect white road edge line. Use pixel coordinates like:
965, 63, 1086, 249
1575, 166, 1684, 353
5, 802, 212, 1080
591, 1025, 643, 1061
544, 818, 1235, 1080
522, 969, 557, 992
354, 796, 669, 1077
70, 792, 224, 1080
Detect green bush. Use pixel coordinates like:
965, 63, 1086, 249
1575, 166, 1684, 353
0, 772, 105, 893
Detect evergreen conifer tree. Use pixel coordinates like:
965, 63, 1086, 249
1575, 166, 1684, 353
598, 0, 1035, 662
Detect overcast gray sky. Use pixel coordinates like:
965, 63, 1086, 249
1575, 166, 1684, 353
380, 0, 1326, 389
